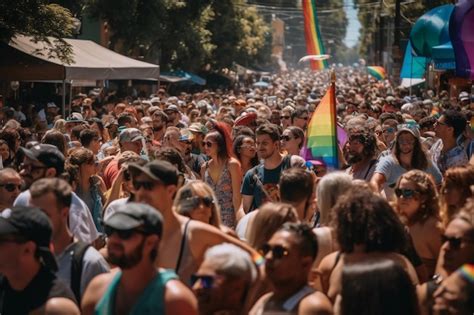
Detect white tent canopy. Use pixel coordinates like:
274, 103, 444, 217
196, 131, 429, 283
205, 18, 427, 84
0, 35, 159, 80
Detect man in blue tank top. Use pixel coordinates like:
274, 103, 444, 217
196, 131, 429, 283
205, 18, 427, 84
81, 202, 198, 315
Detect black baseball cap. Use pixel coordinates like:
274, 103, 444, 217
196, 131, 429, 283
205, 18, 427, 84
128, 160, 179, 186
0, 207, 57, 271
21, 144, 65, 174
104, 203, 163, 237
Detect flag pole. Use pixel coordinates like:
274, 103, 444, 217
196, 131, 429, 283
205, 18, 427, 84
330, 69, 339, 169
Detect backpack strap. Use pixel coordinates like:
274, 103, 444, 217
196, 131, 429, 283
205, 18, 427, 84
281, 154, 292, 170
70, 241, 91, 303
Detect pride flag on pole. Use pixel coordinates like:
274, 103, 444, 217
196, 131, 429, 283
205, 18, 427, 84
302, 0, 328, 70
303, 73, 338, 169
367, 66, 387, 80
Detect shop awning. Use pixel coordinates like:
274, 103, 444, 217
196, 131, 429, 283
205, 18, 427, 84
0, 35, 159, 81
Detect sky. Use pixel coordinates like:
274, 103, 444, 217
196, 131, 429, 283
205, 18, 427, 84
344, 0, 361, 48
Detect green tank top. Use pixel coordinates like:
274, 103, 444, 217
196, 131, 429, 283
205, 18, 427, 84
95, 269, 178, 315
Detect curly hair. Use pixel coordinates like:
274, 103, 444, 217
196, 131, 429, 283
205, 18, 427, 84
395, 170, 440, 225
331, 188, 408, 253
440, 165, 474, 227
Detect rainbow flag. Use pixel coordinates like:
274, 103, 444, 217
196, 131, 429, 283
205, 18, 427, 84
303, 82, 338, 169
302, 0, 328, 70
367, 66, 387, 80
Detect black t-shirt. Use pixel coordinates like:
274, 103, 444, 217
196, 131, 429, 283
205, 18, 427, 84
0, 267, 77, 315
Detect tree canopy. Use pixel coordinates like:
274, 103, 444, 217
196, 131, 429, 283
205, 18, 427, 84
0, 0, 76, 63
86, 0, 270, 72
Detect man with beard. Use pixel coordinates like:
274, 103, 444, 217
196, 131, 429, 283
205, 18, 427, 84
241, 124, 305, 212
345, 132, 378, 181
81, 202, 198, 315
14, 144, 98, 244
0, 168, 22, 212
151, 110, 168, 143
249, 223, 332, 315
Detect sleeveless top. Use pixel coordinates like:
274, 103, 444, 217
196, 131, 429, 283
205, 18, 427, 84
204, 161, 236, 228
175, 219, 199, 286
95, 269, 177, 315
254, 285, 315, 314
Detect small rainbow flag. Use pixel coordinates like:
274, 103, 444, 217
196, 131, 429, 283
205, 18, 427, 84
367, 66, 387, 80
302, 0, 328, 70
303, 81, 338, 169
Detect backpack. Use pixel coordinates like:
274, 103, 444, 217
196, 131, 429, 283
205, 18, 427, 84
70, 241, 91, 303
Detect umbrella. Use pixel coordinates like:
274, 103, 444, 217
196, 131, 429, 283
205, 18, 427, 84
298, 54, 331, 63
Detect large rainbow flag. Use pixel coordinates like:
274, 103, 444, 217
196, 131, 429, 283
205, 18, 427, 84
302, 0, 328, 70
303, 81, 338, 169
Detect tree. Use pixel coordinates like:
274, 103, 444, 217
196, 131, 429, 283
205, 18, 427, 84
86, 0, 270, 71
0, 0, 76, 63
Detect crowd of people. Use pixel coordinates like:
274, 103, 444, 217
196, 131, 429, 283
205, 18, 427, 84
0, 66, 473, 314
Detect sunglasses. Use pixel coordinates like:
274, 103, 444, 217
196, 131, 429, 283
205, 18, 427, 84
104, 226, 148, 240
298, 116, 309, 121
20, 163, 47, 172
190, 274, 221, 289
132, 180, 156, 191
280, 116, 290, 120
202, 141, 214, 147
182, 196, 214, 209
259, 244, 289, 259
441, 235, 465, 250
280, 135, 294, 142
0, 183, 21, 192
398, 139, 415, 146
395, 188, 419, 199
180, 140, 192, 145
383, 127, 395, 134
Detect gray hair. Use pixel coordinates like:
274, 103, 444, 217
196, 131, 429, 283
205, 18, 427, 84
316, 172, 353, 225
204, 243, 257, 283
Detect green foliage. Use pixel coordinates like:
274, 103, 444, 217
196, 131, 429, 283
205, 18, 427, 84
85, 0, 269, 71
0, 0, 75, 63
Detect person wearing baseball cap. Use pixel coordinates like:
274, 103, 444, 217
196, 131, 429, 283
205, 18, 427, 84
81, 202, 198, 314
371, 124, 442, 199
128, 160, 258, 286
14, 144, 100, 245
164, 104, 185, 128
0, 206, 79, 314
102, 128, 144, 189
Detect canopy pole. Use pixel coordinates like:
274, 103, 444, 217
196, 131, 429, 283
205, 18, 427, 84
69, 81, 73, 116
61, 80, 66, 117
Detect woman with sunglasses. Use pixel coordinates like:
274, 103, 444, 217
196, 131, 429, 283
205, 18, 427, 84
371, 126, 442, 200
439, 165, 474, 228
233, 135, 258, 175
65, 148, 106, 233
281, 126, 305, 156
280, 106, 294, 129
174, 181, 235, 236
418, 200, 474, 314
394, 170, 443, 278
201, 122, 242, 229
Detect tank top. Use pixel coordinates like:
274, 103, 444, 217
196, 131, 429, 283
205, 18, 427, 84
94, 269, 177, 315
175, 219, 199, 286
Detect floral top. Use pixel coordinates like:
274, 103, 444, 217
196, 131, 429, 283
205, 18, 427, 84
204, 161, 236, 228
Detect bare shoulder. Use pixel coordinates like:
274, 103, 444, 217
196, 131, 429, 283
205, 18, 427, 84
81, 270, 118, 314
228, 158, 241, 168
299, 291, 333, 315
318, 251, 339, 274
248, 292, 272, 315
164, 279, 198, 315
43, 297, 80, 315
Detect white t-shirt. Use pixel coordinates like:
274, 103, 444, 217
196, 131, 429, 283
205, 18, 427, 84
14, 190, 99, 244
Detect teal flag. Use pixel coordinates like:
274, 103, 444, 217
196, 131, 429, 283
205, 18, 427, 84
400, 41, 428, 79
